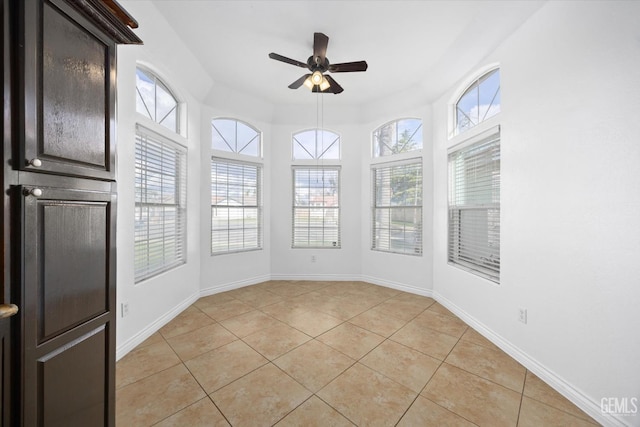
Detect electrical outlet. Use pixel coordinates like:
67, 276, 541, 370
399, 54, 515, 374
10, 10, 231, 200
518, 307, 527, 324
121, 302, 130, 318
311, 255, 316, 263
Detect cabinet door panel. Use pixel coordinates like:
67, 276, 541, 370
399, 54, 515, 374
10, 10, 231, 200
40, 327, 107, 427
40, 200, 108, 341
42, 2, 107, 169
19, 185, 116, 427
20, 0, 115, 180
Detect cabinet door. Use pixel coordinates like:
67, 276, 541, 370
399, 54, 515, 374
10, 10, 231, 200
18, 184, 116, 427
19, 0, 115, 180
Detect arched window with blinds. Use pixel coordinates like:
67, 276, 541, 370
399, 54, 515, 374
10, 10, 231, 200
210, 118, 263, 254
371, 118, 423, 255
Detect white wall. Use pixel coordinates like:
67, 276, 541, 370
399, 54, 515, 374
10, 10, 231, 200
270, 102, 363, 280
432, 2, 640, 425
359, 99, 434, 294
115, 1, 211, 358
199, 99, 273, 293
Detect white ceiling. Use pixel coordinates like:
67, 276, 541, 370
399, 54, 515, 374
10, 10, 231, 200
151, 1, 546, 107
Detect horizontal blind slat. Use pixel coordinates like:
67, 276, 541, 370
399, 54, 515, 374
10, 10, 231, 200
134, 126, 188, 282
371, 161, 422, 255
448, 132, 500, 282
292, 167, 341, 248
211, 158, 263, 254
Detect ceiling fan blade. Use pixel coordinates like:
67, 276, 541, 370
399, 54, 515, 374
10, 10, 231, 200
313, 32, 329, 64
288, 74, 311, 89
322, 75, 344, 94
268, 53, 308, 68
329, 61, 368, 73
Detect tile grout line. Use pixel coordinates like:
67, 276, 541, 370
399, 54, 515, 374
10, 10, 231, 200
117, 280, 595, 425
515, 369, 528, 426
396, 323, 471, 425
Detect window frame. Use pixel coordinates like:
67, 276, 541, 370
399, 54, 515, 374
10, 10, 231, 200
211, 117, 263, 159
292, 166, 341, 249
135, 66, 182, 135
292, 128, 341, 161
372, 118, 423, 158
453, 67, 501, 136
371, 159, 423, 256
134, 124, 188, 283
210, 157, 263, 255
210, 118, 264, 255
447, 126, 501, 283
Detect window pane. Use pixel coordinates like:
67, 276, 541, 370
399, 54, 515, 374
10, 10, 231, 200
456, 68, 500, 134
292, 129, 340, 160
155, 80, 178, 131
373, 118, 422, 157
371, 161, 422, 255
457, 87, 478, 133
236, 121, 260, 156
134, 126, 187, 282
159, 107, 177, 133
293, 167, 340, 248
135, 67, 179, 133
448, 133, 500, 282
479, 69, 500, 122
212, 118, 261, 157
135, 68, 155, 120
211, 158, 262, 254
212, 119, 236, 152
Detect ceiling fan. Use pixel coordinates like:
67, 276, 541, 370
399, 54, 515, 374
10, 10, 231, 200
268, 32, 368, 94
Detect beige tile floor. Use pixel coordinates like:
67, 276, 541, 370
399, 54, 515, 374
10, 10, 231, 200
116, 280, 599, 426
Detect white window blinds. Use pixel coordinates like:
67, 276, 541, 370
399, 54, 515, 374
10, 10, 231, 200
134, 125, 187, 282
211, 159, 262, 254
292, 167, 340, 248
448, 132, 500, 282
372, 161, 422, 255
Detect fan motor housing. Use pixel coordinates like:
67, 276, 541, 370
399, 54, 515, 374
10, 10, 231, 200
308, 55, 330, 72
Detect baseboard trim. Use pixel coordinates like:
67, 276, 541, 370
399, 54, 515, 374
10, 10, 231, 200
360, 275, 433, 297
269, 273, 361, 282
433, 291, 627, 427
115, 292, 199, 361
200, 274, 272, 297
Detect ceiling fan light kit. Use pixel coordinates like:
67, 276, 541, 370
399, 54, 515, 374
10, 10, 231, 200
304, 71, 330, 91
269, 32, 368, 95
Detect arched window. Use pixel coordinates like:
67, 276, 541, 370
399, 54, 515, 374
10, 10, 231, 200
135, 67, 180, 133
455, 68, 500, 134
210, 118, 263, 255
370, 118, 423, 255
134, 66, 186, 282
373, 118, 422, 157
212, 118, 261, 157
292, 129, 340, 160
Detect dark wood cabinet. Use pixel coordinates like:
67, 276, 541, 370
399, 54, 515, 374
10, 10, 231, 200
19, 0, 117, 180
2, 0, 140, 425
18, 183, 116, 426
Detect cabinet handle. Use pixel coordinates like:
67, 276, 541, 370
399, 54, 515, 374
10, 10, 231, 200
29, 158, 42, 167
25, 188, 43, 197
0, 304, 19, 319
